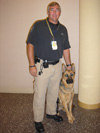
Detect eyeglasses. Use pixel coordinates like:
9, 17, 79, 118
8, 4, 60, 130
50, 8, 60, 12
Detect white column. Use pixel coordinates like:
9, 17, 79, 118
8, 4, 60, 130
78, 0, 100, 109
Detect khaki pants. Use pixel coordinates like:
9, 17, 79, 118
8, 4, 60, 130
33, 60, 62, 122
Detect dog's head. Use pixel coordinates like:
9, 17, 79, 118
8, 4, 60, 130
61, 63, 75, 89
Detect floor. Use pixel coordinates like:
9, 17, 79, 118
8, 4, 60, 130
0, 93, 100, 133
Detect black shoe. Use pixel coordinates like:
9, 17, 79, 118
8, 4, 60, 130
35, 122, 44, 133
46, 114, 63, 122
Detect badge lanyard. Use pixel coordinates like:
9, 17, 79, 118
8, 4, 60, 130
46, 18, 59, 50
46, 18, 59, 40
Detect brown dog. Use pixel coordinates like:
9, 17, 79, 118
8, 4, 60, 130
57, 63, 75, 124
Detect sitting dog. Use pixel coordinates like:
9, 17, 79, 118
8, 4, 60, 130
57, 63, 75, 124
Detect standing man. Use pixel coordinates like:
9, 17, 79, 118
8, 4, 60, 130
26, 2, 71, 133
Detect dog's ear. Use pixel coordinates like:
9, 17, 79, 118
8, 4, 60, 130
62, 63, 66, 73
71, 63, 76, 73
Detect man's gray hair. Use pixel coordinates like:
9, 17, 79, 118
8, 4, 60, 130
47, 2, 61, 12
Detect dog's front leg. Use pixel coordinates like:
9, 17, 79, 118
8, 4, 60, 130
62, 101, 73, 124
69, 94, 75, 121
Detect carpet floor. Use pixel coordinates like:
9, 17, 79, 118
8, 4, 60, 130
0, 93, 100, 133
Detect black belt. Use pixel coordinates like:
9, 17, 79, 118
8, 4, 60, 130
35, 56, 59, 65
45, 60, 59, 65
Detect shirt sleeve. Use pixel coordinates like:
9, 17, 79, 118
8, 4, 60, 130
63, 28, 71, 50
26, 22, 37, 46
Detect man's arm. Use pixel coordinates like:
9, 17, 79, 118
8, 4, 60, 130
27, 43, 37, 76
63, 49, 71, 70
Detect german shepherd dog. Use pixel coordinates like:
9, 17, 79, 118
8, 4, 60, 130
57, 63, 75, 124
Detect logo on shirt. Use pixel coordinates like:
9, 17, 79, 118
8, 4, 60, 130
61, 33, 64, 36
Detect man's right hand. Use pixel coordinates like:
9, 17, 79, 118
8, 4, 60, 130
29, 66, 37, 77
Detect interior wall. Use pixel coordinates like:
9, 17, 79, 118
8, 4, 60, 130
0, 0, 79, 93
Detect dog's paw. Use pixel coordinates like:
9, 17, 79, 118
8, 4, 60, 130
68, 119, 74, 124
72, 116, 75, 121
68, 115, 74, 124
68, 115, 75, 124
70, 114, 75, 121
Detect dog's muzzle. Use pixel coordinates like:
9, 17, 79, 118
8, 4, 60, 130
66, 79, 73, 84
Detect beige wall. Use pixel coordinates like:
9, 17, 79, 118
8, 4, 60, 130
0, 0, 79, 93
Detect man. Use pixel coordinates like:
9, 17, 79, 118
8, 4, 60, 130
26, 2, 71, 133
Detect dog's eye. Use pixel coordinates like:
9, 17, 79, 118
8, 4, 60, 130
70, 73, 74, 76
65, 74, 68, 77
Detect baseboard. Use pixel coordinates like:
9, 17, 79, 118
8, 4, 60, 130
78, 100, 100, 110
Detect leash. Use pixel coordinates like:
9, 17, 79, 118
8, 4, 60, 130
56, 98, 59, 114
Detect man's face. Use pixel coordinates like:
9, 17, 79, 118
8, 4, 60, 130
48, 5, 61, 24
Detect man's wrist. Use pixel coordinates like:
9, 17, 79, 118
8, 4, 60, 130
66, 64, 71, 67
29, 65, 35, 67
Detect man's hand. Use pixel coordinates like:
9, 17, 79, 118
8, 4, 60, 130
29, 66, 37, 77
66, 65, 71, 70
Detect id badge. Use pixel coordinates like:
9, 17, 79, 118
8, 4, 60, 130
51, 41, 58, 50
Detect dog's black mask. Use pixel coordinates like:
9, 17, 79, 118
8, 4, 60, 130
66, 79, 73, 84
